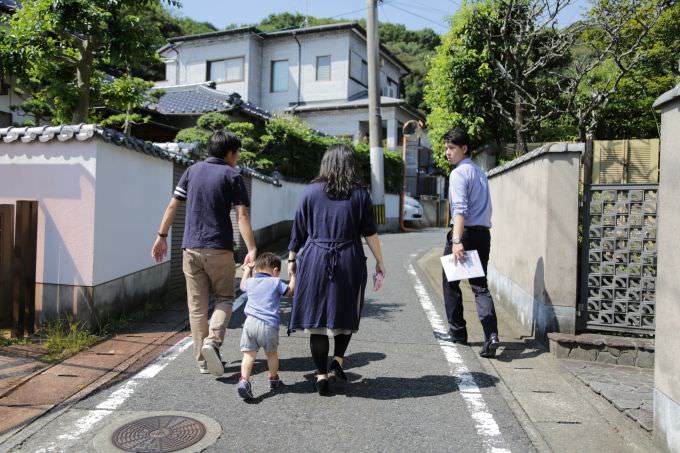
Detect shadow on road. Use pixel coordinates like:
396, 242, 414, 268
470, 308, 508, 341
216, 349, 499, 403
361, 300, 403, 321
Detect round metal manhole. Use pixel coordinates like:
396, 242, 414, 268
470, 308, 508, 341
111, 415, 207, 453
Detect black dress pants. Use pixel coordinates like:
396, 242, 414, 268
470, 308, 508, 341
442, 229, 498, 341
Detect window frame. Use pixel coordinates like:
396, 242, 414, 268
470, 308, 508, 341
315, 55, 331, 81
270, 59, 289, 93
349, 50, 368, 88
206, 56, 245, 83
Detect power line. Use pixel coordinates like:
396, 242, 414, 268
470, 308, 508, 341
385, 2, 450, 30
391, 0, 454, 16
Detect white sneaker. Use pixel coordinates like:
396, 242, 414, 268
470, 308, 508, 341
198, 364, 210, 374
201, 342, 224, 377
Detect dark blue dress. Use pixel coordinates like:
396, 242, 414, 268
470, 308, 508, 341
288, 182, 377, 333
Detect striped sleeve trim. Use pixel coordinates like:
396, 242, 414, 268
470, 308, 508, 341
173, 186, 187, 199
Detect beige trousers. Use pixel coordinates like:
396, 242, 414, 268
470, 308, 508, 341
183, 248, 235, 366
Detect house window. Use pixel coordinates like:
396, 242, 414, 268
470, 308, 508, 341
271, 60, 289, 92
316, 55, 331, 81
350, 51, 368, 87
0, 112, 11, 127
387, 77, 399, 98
0, 76, 9, 96
207, 57, 244, 83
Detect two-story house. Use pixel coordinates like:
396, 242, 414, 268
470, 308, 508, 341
154, 22, 424, 150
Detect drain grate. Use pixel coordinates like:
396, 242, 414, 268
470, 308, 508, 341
111, 415, 207, 453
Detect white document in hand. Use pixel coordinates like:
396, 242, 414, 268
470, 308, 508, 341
440, 250, 485, 282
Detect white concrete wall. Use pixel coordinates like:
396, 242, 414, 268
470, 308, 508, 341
250, 178, 307, 230
0, 141, 97, 286
486, 145, 582, 341
653, 88, 680, 453
385, 193, 400, 219
92, 143, 173, 285
250, 178, 399, 232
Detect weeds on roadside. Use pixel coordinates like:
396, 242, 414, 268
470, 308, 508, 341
0, 332, 32, 348
41, 319, 101, 362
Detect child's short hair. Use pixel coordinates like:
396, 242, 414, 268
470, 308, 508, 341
254, 252, 281, 271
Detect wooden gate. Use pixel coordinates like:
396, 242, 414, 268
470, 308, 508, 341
12, 201, 38, 335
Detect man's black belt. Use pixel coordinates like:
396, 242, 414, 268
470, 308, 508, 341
465, 225, 490, 231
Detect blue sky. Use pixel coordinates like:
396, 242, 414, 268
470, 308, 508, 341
170, 0, 589, 33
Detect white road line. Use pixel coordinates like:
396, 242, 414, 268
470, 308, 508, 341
407, 263, 511, 453
34, 336, 193, 452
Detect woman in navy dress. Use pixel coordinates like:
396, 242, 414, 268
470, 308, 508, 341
287, 144, 386, 395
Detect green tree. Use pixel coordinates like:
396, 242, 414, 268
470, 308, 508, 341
557, 0, 676, 140
0, 0, 178, 124
588, 1, 679, 139
424, 1, 513, 168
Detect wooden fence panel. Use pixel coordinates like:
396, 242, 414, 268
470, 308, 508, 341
12, 201, 38, 335
0, 204, 14, 328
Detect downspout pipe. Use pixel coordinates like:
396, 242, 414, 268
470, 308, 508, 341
292, 32, 302, 110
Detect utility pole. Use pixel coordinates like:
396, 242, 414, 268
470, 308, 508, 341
366, 0, 385, 224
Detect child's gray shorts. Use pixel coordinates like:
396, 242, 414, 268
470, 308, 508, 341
240, 316, 279, 353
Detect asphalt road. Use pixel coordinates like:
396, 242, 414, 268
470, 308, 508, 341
9, 229, 535, 452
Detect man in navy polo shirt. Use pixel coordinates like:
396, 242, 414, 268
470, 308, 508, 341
152, 131, 256, 376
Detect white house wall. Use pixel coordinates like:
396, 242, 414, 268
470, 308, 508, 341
173, 34, 256, 98
260, 37, 299, 112
348, 33, 402, 98
296, 109, 368, 141
260, 32, 351, 112
0, 141, 97, 286
248, 36, 263, 106
297, 34, 350, 104
92, 143, 172, 286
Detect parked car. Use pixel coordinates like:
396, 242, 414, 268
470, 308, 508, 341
403, 195, 423, 220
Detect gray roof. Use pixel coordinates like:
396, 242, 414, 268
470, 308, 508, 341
153, 141, 281, 186
0, 124, 193, 165
149, 83, 271, 119
653, 83, 680, 109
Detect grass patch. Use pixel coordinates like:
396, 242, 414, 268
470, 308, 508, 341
41, 320, 102, 362
0, 332, 32, 348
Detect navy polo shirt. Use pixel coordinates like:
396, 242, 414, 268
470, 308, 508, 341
173, 157, 250, 250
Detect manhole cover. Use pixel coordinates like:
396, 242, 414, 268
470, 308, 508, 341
111, 415, 207, 453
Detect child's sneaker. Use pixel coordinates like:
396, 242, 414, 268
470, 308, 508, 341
238, 378, 254, 400
268, 374, 282, 389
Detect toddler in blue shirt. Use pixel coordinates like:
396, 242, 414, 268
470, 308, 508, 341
238, 252, 295, 400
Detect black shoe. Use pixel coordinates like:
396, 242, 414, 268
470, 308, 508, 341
451, 338, 469, 346
329, 360, 347, 382
479, 334, 500, 358
315, 378, 330, 396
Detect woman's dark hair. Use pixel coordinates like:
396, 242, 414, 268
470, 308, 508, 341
313, 144, 363, 199
207, 130, 241, 158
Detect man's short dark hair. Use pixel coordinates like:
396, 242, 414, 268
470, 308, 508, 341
254, 252, 281, 271
207, 130, 241, 158
444, 127, 470, 151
